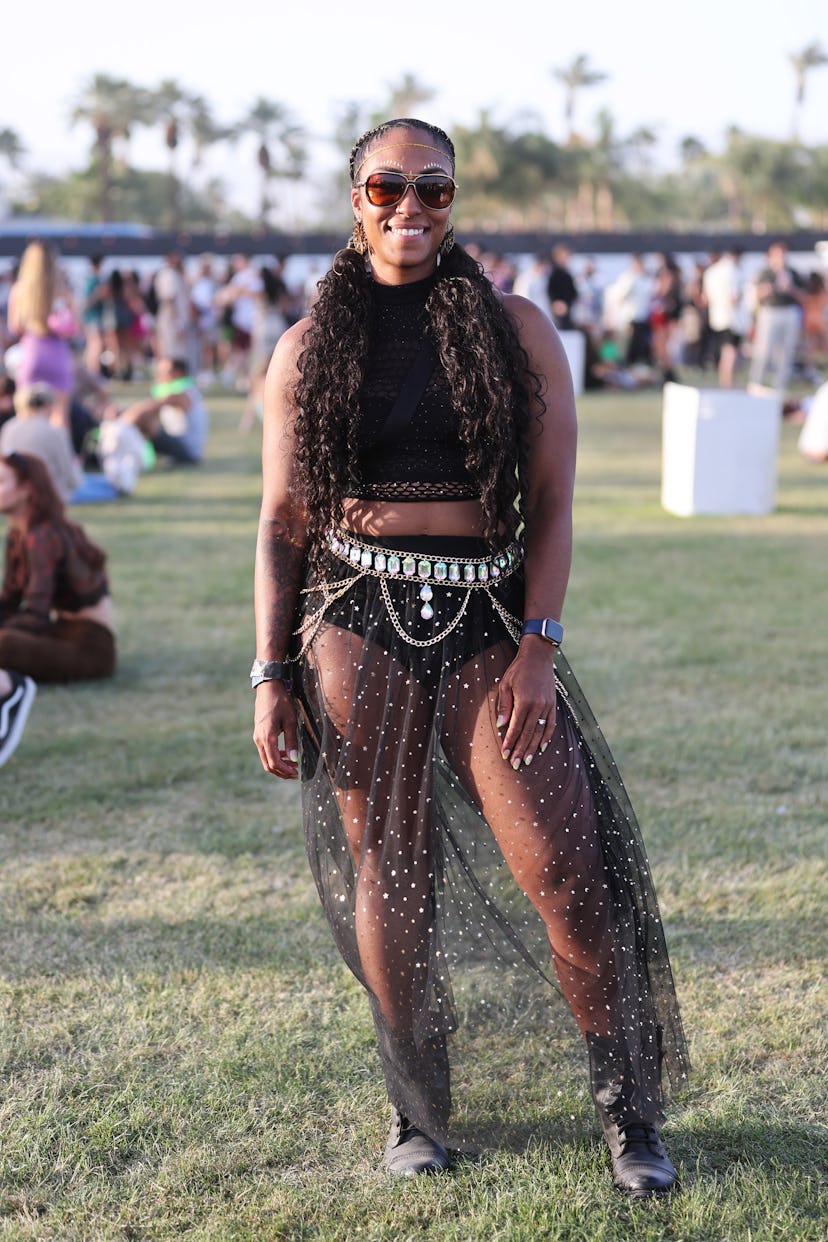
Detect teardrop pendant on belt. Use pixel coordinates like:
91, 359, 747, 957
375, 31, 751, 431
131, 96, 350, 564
420, 583, 434, 619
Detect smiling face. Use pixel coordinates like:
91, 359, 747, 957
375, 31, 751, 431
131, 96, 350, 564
351, 126, 454, 286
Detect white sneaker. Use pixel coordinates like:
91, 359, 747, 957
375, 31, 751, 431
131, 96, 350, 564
0, 674, 37, 768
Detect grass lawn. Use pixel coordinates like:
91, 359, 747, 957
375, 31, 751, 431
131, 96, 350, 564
1, 384, 826, 1240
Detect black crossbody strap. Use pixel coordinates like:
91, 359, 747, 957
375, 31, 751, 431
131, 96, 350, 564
371, 338, 438, 448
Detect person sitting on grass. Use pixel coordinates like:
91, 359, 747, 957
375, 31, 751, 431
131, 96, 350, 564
783, 381, 828, 462
0, 451, 116, 768
0, 374, 16, 432
112, 356, 208, 466
0, 382, 81, 504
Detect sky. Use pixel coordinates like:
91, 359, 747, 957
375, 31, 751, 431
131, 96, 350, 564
2, 0, 828, 224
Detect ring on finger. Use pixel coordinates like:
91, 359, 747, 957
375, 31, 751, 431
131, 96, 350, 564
537, 717, 548, 726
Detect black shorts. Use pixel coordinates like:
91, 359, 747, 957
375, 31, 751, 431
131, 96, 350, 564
710, 327, 742, 350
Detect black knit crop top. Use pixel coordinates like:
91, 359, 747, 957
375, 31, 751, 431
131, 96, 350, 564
348, 275, 480, 501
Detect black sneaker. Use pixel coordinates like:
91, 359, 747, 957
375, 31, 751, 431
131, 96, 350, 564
0, 673, 36, 768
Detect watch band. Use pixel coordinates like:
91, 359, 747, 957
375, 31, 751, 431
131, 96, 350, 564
250, 658, 293, 689
520, 618, 564, 646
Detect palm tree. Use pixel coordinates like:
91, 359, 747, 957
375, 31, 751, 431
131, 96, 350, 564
625, 125, 659, 174
237, 98, 305, 228
0, 126, 25, 173
453, 111, 566, 228
552, 54, 608, 145
150, 86, 234, 229
679, 135, 708, 165
188, 95, 232, 173
589, 109, 627, 229
153, 78, 191, 230
70, 74, 155, 220
0, 127, 25, 211
719, 127, 808, 230
790, 41, 828, 138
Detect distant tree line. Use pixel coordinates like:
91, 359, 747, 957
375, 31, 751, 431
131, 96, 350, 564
1, 45, 827, 234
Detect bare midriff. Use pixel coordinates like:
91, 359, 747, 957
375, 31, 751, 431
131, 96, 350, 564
341, 497, 484, 538
56, 595, 115, 632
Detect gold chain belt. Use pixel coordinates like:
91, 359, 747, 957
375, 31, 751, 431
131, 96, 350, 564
288, 527, 525, 649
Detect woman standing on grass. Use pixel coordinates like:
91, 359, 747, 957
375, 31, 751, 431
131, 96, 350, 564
252, 118, 688, 1194
0, 452, 116, 768
6, 241, 76, 429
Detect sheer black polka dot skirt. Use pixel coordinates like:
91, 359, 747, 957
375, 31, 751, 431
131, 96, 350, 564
291, 531, 689, 1148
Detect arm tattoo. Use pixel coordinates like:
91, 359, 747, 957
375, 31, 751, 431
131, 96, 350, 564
256, 516, 308, 658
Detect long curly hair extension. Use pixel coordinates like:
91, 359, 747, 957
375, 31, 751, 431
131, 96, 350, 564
292, 120, 544, 562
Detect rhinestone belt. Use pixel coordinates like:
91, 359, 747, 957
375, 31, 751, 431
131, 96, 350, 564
326, 528, 523, 590
289, 529, 524, 651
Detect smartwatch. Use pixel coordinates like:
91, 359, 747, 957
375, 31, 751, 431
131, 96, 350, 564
520, 618, 564, 646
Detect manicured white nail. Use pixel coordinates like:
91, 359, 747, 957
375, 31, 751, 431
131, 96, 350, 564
511, 757, 521, 770
501, 749, 510, 761
496, 713, 507, 729
524, 753, 534, 766
540, 741, 549, 755
289, 749, 298, 763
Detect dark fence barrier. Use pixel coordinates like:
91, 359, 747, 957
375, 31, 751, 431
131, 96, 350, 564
1, 227, 826, 260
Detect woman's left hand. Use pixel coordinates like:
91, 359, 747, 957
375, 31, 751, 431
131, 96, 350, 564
495, 639, 558, 769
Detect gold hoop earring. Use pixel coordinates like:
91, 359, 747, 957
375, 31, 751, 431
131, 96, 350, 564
349, 220, 368, 255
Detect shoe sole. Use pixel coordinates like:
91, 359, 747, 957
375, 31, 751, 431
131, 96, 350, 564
0, 676, 37, 768
614, 1177, 679, 1199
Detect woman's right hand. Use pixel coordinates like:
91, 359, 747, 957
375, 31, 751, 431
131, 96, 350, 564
253, 680, 300, 779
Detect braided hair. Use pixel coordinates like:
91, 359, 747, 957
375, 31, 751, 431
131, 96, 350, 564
348, 117, 456, 181
292, 119, 544, 561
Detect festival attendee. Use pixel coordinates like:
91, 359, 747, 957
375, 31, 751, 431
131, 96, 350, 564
748, 241, 805, 394
573, 256, 604, 343
189, 254, 220, 383
6, 242, 75, 428
0, 266, 15, 354
152, 253, 191, 366
239, 264, 291, 432
611, 254, 653, 366
512, 254, 552, 318
702, 249, 748, 387
252, 118, 688, 1194
650, 254, 684, 383
114, 357, 208, 465
121, 270, 151, 380
800, 271, 828, 382
784, 381, 828, 462
546, 244, 578, 330
0, 384, 81, 503
252, 264, 290, 372
218, 254, 264, 389
101, 269, 137, 381
0, 451, 116, 765
0, 375, 15, 432
81, 255, 108, 375
680, 260, 711, 371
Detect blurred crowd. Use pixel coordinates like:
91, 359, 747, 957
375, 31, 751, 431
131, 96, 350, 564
1, 235, 826, 769
482, 240, 828, 397
0, 240, 307, 768
0, 244, 313, 448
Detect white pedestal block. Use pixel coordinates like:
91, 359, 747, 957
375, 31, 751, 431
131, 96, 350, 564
661, 383, 781, 516
558, 329, 585, 397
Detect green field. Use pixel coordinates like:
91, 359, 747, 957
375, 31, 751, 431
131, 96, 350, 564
1, 388, 826, 1240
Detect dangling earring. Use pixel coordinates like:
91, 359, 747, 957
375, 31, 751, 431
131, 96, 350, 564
349, 219, 368, 255
436, 223, 455, 268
